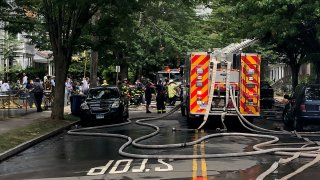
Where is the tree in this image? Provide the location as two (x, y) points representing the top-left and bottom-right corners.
(41, 0), (105, 120)
(11, 0), (104, 120)
(0, 33), (22, 81)
(208, 0), (320, 89)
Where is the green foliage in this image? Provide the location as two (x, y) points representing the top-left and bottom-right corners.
(1, 33), (21, 63)
(208, 0), (320, 88)
(23, 66), (46, 80)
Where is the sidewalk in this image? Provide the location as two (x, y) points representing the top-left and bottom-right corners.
(0, 106), (71, 135)
(0, 102), (151, 135)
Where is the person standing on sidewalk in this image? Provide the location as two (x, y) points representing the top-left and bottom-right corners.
(82, 77), (89, 95)
(22, 73), (28, 89)
(32, 78), (44, 112)
(65, 78), (73, 105)
(26, 79), (35, 108)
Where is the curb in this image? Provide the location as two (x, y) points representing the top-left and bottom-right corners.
(0, 121), (79, 162)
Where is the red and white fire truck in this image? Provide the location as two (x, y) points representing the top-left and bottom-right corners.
(181, 39), (260, 123)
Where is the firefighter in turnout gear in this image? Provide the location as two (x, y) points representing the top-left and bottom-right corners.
(133, 79), (144, 105)
(156, 80), (166, 114)
(119, 78), (130, 106)
(167, 79), (179, 106)
(119, 78), (129, 96)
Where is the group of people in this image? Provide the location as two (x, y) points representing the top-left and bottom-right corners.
(145, 79), (180, 114)
(0, 73), (55, 112)
(119, 78), (180, 114)
(1, 72), (181, 114)
(64, 77), (91, 105)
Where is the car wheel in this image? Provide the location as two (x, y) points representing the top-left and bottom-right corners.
(293, 116), (303, 131)
(282, 105), (293, 127)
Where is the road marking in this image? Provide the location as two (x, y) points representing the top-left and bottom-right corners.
(192, 130), (198, 180)
(88, 159), (173, 175)
(155, 159), (173, 171)
(200, 129), (208, 180)
(87, 160), (114, 175)
(109, 159), (133, 174)
(132, 159), (148, 172)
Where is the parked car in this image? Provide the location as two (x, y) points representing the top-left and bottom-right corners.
(80, 86), (129, 126)
(282, 84), (320, 131)
(260, 81), (275, 109)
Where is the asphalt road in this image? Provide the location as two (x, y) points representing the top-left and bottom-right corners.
(1, 108), (320, 180)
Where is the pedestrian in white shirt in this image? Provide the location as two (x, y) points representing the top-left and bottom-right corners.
(1, 80), (10, 92)
(82, 77), (89, 95)
(65, 78), (73, 105)
(22, 73), (28, 88)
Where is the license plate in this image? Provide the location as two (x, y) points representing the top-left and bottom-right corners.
(96, 114), (104, 119)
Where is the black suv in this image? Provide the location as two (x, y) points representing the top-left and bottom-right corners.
(260, 81), (275, 109)
(80, 86), (129, 126)
(282, 84), (320, 131)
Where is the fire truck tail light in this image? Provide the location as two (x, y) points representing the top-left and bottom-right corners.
(248, 69), (255, 74)
(196, 82), (203, 87)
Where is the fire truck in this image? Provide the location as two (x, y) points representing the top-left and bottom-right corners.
(156, 68), (181, 85)
(181, 39), (260, 124)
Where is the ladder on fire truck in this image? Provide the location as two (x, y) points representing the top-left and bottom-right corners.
(199, 39), (258, 129)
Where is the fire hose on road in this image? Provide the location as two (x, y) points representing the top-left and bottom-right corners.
(68, 97), (320, 179)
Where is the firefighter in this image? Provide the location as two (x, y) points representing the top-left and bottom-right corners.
(44, 78), (52, 91)
(167, 79), (179, 106)
(144, 80), (154, 113)
(156, 80), (166, 114)
(134, 79), (144, 104)
(119, 78), (129, 95)
(119, 78), (130, 106)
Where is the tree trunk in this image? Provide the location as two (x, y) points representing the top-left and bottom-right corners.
(120, 62), (128, 81)
(90, 12), (99, 88)
(51, 52), (68, 120)
(90, 50), (98, 87)
(289, 63), (300, 91)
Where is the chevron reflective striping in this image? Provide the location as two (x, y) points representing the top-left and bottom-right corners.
(243, 61), (257, 114)
(190, 54), (210, 114)
(240, 54), (261, 115)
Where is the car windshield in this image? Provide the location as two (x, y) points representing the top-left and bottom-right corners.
(305, 86), (320, 100)
(87, 88), (119, 100)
